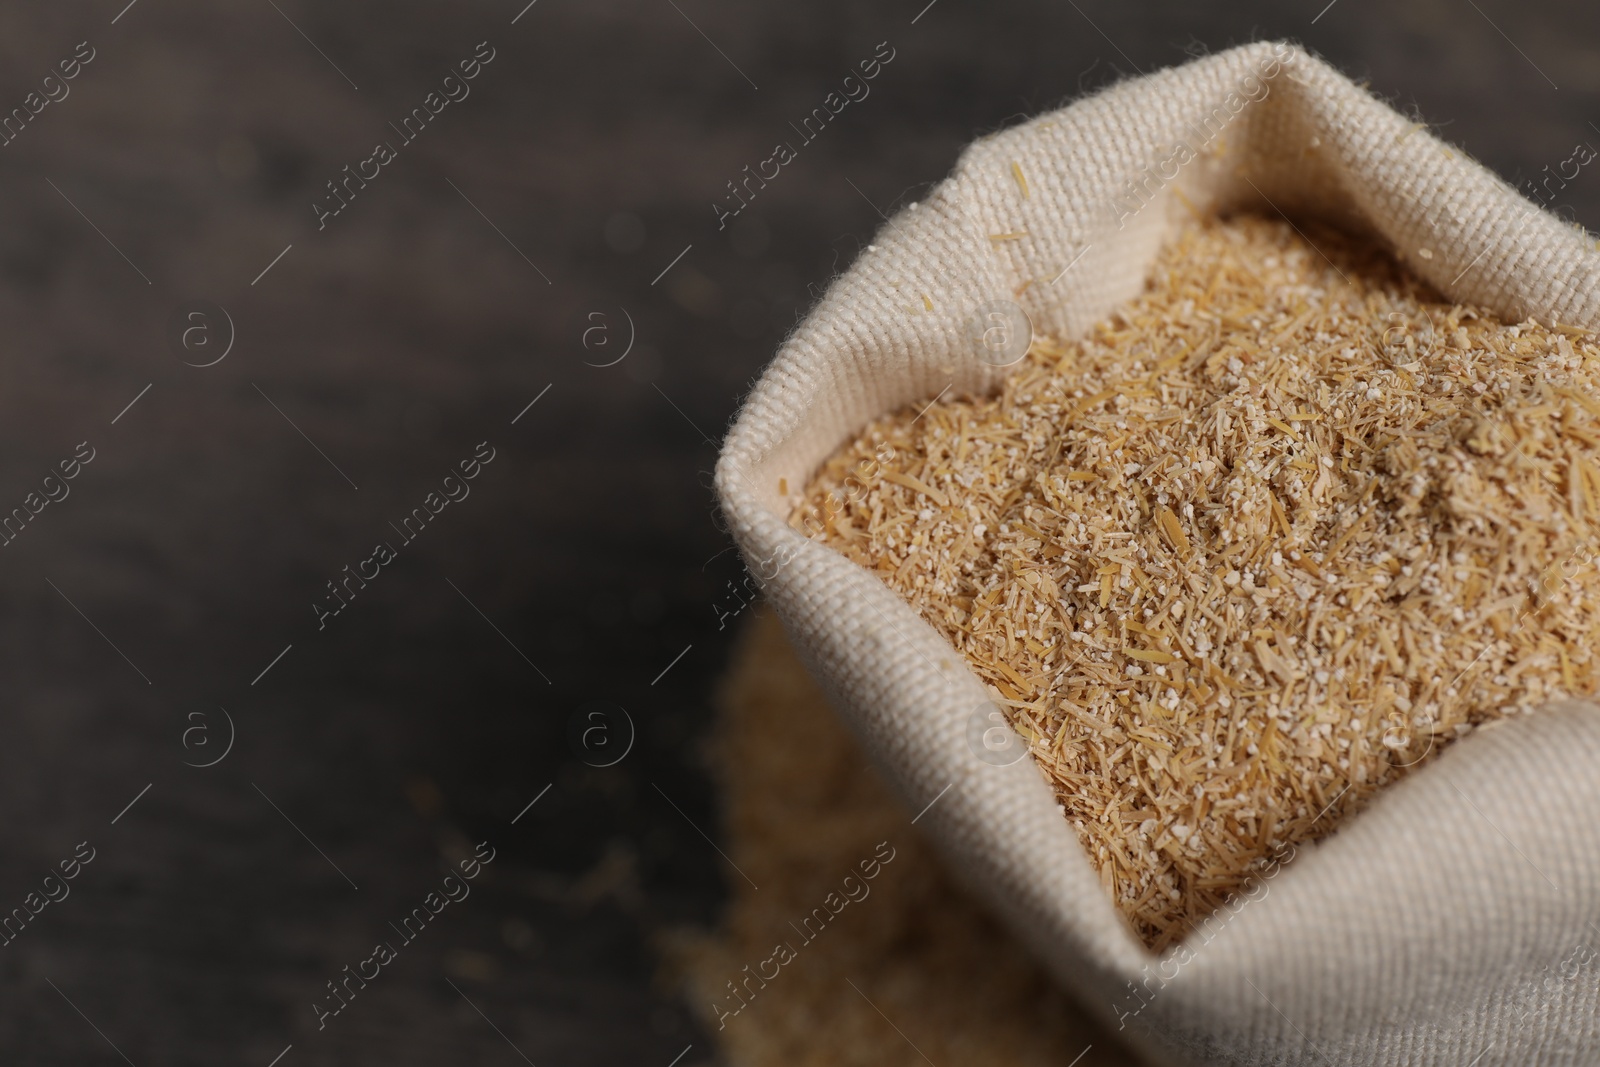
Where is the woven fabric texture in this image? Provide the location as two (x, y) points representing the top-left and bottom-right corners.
(715, 41), (1600, 1066)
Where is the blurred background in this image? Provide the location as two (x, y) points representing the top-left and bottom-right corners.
(0, 0), (1594, 1063)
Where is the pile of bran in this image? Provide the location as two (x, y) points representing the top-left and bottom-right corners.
(670, 606), (1133, 1065)
(794, 213), (1600, 948)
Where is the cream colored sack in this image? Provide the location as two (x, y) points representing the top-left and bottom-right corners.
(715, 41), (1600, 1066)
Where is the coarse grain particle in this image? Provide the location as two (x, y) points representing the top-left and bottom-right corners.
(1012, 160), (1031, 199)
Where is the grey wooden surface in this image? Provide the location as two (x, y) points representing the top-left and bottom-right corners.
(0, 0), (1594, 1063)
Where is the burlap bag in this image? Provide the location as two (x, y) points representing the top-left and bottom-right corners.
(715, 41), (1600, 1065)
